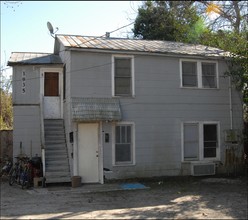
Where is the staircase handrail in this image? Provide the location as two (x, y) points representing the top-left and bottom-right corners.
(40, 95), (46, 176)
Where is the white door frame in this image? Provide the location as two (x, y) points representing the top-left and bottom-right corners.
(76, 122), (103, 184)
(40, 68), (63, 119)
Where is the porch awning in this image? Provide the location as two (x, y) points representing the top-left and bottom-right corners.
(71, 97), (122, 122)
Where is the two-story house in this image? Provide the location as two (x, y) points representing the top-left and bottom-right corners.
(8, 35), (243, 184)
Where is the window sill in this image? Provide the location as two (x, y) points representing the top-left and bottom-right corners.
(180, 86), (219, 90)
(113, 163), (135, 167)
(182, 159), (220, 164)
(112, 95), (135, 99)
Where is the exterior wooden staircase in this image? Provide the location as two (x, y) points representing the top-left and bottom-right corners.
(44, 119), (71, 184)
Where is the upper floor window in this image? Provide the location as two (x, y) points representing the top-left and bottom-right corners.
(181, 60), (218, 89)
(112, 55), (134, 97)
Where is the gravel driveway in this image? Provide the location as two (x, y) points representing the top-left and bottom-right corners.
(1, 176), (247, 219)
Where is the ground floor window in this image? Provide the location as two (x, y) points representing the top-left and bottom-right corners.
(182, 122), (219, 161)
(113, 122), (135, 165)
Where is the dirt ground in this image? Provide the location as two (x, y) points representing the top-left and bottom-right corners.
(0, 175), (247, 219)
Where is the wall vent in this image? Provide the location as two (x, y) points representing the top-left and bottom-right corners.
(191, 163), (215, 176)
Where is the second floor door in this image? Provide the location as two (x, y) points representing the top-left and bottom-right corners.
(43, 71), (62, 119)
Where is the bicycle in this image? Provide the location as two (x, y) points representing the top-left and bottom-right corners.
(20, 158), (33, 189)
(8, 156), (33, 189)
(8, 156), (24, 186)
(0, 157), (12, 177)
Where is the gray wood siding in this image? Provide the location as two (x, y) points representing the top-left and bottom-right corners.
(12, 66), (40, 104)
(60, 49), (74, 173)
(69, 51), (243, 179)
(70, 51), (111, 97)
(13, 106), (41, 158)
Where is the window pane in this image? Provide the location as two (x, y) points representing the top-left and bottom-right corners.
(202, 63), (216, 76)
(204, 148), (216, 158)
(115, 58), (131, 77)
(202, 76), (216, 88)
(202, 63), (216, 88)
(183, 76), (198, 87)
(184, 124), (199, 160)
(114, 57), (132, 96)
(182, 62), (197, 87)
(127, 126), (131, 143)
(204, 124), (217, 158)
(121, 126), (126, 143)
(204, 124), (217, 141)
(116, 126), (121, 143)
(115, 77), (131, 95)
(116, 144), (131, 162)
(45, 72), (59, 96)
(115, 124), (133, 163)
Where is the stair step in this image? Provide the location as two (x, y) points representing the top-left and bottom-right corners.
(46, 152), (67, 157)
(45, 138), (66, 142)
(46, 159), (69, 165)
(45, 134), (65, 138)
(45, 141), (66, 145)
(45, 135), (65, 142)
(44, 125), (64, 128)
(45, 176), (71, 184)
(46, 171), (71, 177)
(45, 145), (67, 150)
(46, 157), (68, 162)
(46, 153), (67, 159)
(44, 119), (71, 184)
(46, 166), (70, 172)
(44, 119), (64, 124)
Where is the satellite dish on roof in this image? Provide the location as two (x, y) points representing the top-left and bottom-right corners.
(47, 21), (59, 38)
(47, 21), (54, 34)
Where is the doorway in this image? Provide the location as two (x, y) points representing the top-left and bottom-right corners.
(78, 123), (100, 183)
(43, 71), (62, 119)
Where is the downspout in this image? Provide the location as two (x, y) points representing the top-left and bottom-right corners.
(229, 76), (233, 129)
(73, 123), (78, 176)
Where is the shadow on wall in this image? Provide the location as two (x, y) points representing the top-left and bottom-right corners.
(0, 130), (13, 163)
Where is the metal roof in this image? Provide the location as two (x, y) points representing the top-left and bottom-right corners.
(71, 97), (122, 122)
(56, 34), (230, 58)
(8, 52), (62, 66)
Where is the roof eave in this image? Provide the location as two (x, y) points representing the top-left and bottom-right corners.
(7, 62), (63, 66)
(65, 47), (230, 60)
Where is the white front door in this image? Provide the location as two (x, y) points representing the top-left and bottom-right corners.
(78, 123), (99, 183)
(43, 72), (61, 119)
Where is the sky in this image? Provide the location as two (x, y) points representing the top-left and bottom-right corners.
(1, 1), (142, 77)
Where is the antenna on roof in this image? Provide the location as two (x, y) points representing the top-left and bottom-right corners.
(47, 21), (58, 38)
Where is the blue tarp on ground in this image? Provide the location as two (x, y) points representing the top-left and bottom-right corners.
(120, 183), (147, 190)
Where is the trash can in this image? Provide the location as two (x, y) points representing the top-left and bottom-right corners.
(71, 176), (81, 188)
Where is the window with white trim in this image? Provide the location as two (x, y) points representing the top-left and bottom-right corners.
(183, 122), (219, 161)
(112, 56), (134, 97)
(181, 60), (218, 89)
(113, 123), (135, 165)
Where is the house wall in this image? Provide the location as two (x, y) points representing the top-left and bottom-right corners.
(59, 48), (74, 173)
(13, 106), (41, 158)
(12, 65), (40, 105)
(11, 66), (41, 159)
(68, 51), (243, 179)
(11, 64), (63, 160)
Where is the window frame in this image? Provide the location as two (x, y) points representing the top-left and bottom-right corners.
(180, 59), (219, 89)
(112, 122), (135, 166)
(112, 55), (135, 97)
(181, 121), (220, 162)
